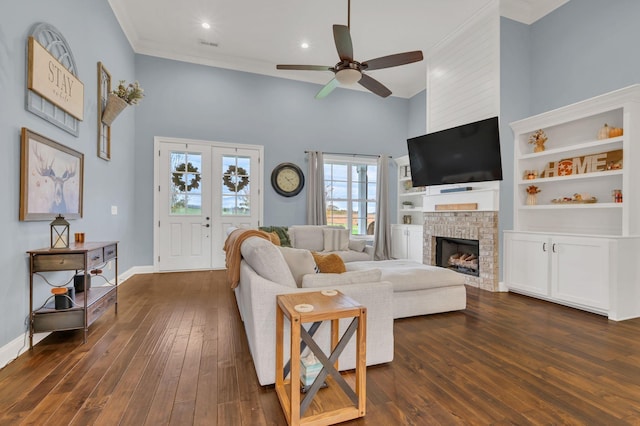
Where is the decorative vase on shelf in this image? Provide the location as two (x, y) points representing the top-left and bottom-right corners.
(526, 194), (538, 206)
(101, 93), (129, 126)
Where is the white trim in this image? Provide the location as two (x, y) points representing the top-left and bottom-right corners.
(500, 0), (569, 25)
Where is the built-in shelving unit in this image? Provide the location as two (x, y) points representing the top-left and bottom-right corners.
(393, 155), (425, 262)
(505, 85), (640, 320)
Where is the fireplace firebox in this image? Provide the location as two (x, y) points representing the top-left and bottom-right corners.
(436, 237), (479, 277)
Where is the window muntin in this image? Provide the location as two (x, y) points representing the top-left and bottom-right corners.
(324, 157), (376, 235)
(170, 151), (202, 215)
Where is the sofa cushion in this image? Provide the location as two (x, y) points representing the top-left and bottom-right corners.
(301, 269), (382, 288)
(311, 252), (346, 273)
(334, 250), (371, 263)
(289, 226), (325, 251)
(346, 260), (465, 291)
(348, 239), (367, 252)
(277, 247), (317, 287)
(241, 237), (297, 288)
(323, 228), (349, 252)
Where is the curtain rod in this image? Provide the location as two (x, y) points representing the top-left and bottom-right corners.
(305, 151), (391, 158)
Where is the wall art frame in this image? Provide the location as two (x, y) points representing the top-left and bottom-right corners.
(20, 128), (84, 221)
(97, 62), (111, 161)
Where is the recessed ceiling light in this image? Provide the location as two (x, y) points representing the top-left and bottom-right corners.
(201, 22), (211, 29)
(301, 42), (309, 49)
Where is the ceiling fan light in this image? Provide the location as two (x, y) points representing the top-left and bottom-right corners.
(335, 68), (362, 85)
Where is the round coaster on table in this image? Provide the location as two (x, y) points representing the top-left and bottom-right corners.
(321, 289), (338, 296)
(294, 304), (314, 313)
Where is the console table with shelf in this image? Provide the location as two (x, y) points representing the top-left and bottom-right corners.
(505, 85), (640, 320)
(27, 241), (119, 348)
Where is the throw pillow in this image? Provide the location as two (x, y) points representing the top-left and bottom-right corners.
(348, 239), (367, 252)
(311, 252), (346, 274)
(289, 226), (325, 251)
(259, 226), (291, 247)
(240, 237), (297, 288)
(278, 247), (317, 287)
(323, 228), (349, 252)
(302, 269), (382, 288)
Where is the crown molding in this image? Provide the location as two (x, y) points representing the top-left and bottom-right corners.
(500, 0), (569, 25)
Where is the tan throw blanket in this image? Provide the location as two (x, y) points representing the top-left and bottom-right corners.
(223, 228), (274, 289)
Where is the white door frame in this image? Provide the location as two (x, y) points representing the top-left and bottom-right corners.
(153, 136), (264, 272)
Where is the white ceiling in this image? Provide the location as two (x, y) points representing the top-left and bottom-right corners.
(108, 0), (568, 99)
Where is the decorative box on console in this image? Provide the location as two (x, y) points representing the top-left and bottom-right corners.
(73, 273), (91, 293)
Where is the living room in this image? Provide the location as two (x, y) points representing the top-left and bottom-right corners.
(2, 0), (640, 423)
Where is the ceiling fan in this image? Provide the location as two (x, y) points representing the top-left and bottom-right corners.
(276, 0), (423, 99)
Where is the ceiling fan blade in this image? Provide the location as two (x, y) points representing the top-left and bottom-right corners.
(277, 64), (333, 71)
(358, 74), (391, 98)
(333, 25), (353, 61)
(315, 78), (340, 99)
(362, 51), (424, 71)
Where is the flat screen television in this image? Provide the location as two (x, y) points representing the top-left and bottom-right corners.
(407, 116), (503, 187)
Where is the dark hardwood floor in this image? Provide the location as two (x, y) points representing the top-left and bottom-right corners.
(1, 270), (640, 425)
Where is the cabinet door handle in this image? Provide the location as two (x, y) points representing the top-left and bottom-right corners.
(542, 243), (547, 252)
(552, 243), (557, 253)
(203, 224), (210, 228)
(91, 255), (101, 261)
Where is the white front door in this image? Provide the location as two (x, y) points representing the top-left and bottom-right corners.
(158, 142), (213, 271)
(155, 139), (263, 271)
(210, 147), (262, 268)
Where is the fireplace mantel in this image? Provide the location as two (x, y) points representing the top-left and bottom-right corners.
(422, 181), (500, 212)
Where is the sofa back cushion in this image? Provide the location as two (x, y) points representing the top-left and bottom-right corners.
(289, 226), (325, 251)
(302, 269), (382, 288)
(277, 247), (317, 287)
(240, 237), (297, 288)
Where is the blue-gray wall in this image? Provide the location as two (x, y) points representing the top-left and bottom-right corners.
(499, 17), (532, 279)
(134, 54), (413, 263)
(1, 0), (136, 350)
(530, 0), (640, 113)
(407, 89), (427, 138)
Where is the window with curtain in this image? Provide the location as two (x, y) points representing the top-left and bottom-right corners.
(324, 156), (377, 235)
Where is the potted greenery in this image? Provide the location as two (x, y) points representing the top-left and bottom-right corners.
(102, 80), (144, 126)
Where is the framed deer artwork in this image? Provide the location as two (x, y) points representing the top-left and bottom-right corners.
(20, 128), (84, 221)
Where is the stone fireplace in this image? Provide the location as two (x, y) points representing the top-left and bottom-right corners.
(423, 211), (499, 291)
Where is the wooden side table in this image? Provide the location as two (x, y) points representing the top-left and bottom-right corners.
(275, 290), (367, 426)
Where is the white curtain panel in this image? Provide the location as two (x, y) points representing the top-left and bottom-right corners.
(373, 155), (391, 260)
(306, 151), (327, 225)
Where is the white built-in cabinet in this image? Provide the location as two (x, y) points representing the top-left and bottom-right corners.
(391, 224), (423, 263)
(505, 85), (640, 320)
(393, 156), (424, 262)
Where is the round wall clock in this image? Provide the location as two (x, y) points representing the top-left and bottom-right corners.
(271, 162), (305, 197)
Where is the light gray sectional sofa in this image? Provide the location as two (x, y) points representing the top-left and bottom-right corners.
(234, 236), (394, 386)
(231, 229), (467, 386)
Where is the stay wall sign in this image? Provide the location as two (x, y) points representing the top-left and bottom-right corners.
(25, 23), (84, 137)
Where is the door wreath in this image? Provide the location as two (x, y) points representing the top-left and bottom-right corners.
(223, 165), (249, 192)
(172, 162), (201, 192)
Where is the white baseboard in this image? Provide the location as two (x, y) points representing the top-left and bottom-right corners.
(0, 332), (48, 370)
(498, 280), (509, 292)
(0, 265), (151, 370)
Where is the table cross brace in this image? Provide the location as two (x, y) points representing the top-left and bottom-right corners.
(282, 321), (322, 379)
(299, 317), (359, 416)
